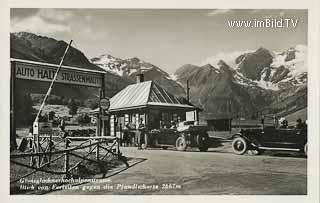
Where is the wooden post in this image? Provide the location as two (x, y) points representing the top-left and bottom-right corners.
(97, 74), (104, 137)
(30, 133), (36, 166)
(64, 139), (70, 178)
(37, 135), (40, 168)
(96, 113), (100, 137)
(96, 141), (100, 161)
(101, 73), (106, 137)
(117, 137), (120, 155)
(10, 61), (17, 151)
(48, 133), (52, 167)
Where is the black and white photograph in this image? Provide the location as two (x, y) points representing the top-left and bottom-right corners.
(2, 0), (319, 201)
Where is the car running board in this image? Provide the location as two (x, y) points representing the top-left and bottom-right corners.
(258, 147), (301, 151)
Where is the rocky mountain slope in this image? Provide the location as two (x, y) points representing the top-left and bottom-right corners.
(11, 31), (307, 121)
(11, 32), (132, 99)
(91, 54), (186, 97)
(174, 45), (307, 119)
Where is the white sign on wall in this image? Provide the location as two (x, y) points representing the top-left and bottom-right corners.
(186, 110), (197, 121)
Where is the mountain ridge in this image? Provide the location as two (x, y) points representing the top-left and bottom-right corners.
(173, 45), (307, 119)
(10, 32), (132, 100)
(11, 31), (307, 120)
(91, 53), (186, 98)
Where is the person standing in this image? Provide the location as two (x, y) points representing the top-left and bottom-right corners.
(170, 120), (177, 129)
(279, 117), (288, 129)
(136, 118), (145, 150)
(58, 117), (67, 138)
(123, 122), (132, 147)
(295, 118), (303, 129)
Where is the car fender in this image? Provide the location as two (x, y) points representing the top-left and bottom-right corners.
(196, 133), (209, 146)
(231, 133), (245, 140)
(231, 133), (258, 148)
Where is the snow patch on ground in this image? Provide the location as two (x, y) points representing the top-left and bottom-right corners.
(233, 45), (307, 90)
(168, 74), (178, 81)
(254, 80), (279, 90)
(271, 44), (307, 84)
(234, 70), (279, 90)
(234, 72), (255, 86)
(91, 54), (127, 76)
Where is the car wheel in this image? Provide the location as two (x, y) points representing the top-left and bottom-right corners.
(232, 137), (248, 155)
(162, 146), (168, 150)
(176, 137), (187, 151)
(197, 135), (209, 152)
(304, 143), (307, 157)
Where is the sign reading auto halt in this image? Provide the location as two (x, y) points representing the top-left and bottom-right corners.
(10, 57), (108, 151)
(14, 60), (102, 87)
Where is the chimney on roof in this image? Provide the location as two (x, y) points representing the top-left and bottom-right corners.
(136, 73), (144, 83)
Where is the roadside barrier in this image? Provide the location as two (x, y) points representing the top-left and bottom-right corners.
(10, 134), (128, 184)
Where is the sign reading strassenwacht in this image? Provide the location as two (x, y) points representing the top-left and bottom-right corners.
(13, 60), (103, 88)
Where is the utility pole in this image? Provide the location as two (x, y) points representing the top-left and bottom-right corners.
(186, 80), (190, 102)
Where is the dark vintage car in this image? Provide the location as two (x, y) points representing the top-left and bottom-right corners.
(148, 121), (210, 152)
(231, 125), (307, 156)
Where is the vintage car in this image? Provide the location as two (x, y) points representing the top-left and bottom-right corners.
(149, 121), (210, 152)
(231, 125), (307, 156)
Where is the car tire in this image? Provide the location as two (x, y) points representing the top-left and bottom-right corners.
(197, 135), (209, 152)
(176, 137), (187, 151)
(162, 146), (168, 150)
(304, 143), (307, 157)
(232, 137), (248, 155)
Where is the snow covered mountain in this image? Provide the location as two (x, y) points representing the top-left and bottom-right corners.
(174, 45), (307, 119)
(11, 31), (306, 120)
(91, 54), (127, 75)
(197, 45), (307, 90)
(91, 54), (168, 77)
(92, 45), (307, 119)
(91, 55), (186, 97)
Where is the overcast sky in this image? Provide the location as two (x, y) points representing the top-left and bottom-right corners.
(11, 9), (307, 74)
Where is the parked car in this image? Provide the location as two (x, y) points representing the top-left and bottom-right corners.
(231, 125), (307, 156)
(149, 121), (210, 152)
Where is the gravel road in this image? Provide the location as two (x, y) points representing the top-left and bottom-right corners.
(50, 142), (307, 195)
